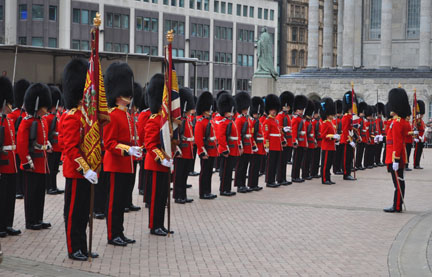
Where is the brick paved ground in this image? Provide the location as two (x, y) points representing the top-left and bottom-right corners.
(1, 149), (432, 276)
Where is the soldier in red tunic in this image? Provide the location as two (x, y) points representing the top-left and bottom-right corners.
(17, 83), (52, 231)
(364, 105), (375, 168)
(195, 91), (218, 199)
(291, 95), (308, 183)
(384, 88), (412, 213)
(0, 76), (21, 237)
(276, 91), (294, 186)
(216, 93), (241, 196)
(61, 58), (99, 260)
(137, 87), (151, 200)
(263, 94), (283, 188)
(104, 62), (142, 246)
(248, 97), (265, 191)
(375, 103), (385, 166)
(319, 98), (339, 185)
(355, 102), (368, 170)
(413, 100), (426, 169)
(302, 100), (316, 180)
(332, 100), (343, 175)
(9, 79), (30, 199)
(310, 101), (322, 179)
(340, 91), (357, 180)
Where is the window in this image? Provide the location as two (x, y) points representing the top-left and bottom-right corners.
(163, 0), (168, 5)
(19, 5), (27, 20)
(81, 40), (89, 50)
(228, 3), (232, 14)
(18, 37), (27, 45)
(407, 0), (420, 39)
(151, 18), (158, 32)
(32, 37), (43, 47)
(49, 6), (57, 21)
(121, 15), (129, 29)
(113, 14), (121, 28)
(0, 6), (3, 21)
(179, 0), (184, 7)
(144, 46), (150, 54)
(299, 28), (304, 42)
(203, 25), (209, 37)
(248, 30), (254, 42)
(106, 13), (113, 27)
(136, 17), (143, 30)
(136, 45), (143, 53)
(237, 54), (242, 65)
(264, 9), (268, 20)
(105, 42), (112, 51)
(249, 6), (254, 18)
(197, 0), (202, 9)
(214, 52), (220, 62)
(204, 0), (209, 10)
(248, 55), (253, 67)
(227, 28), (232, 40)
(144, 17), (150, 31)
(292, 27), (297, 41)
(113, 43), (121, 52)
(237, 4), (241, 16)
(190, 0), (194, 9)
(299, 50), (305, 67)
(270, 9), (274, 20)
(214, 1), (219, 12)
(171, 0), (176, 6)
(73, 9), (80, 23)
(242, 54), (248, 66)
(227, 53), (232, 63)
(32, 5), (43, 20)
(221, 2), (226, 13)
(72, 40), (80, 49)
(370, 0), (381, 39)
(258, 8), (262, 19)
(429, 101), (432, 119)
(48, 38), (57, 48)
(291, 50), (297, 65)
(243, 5), (247, 17)
(178, 49), (184, 57)
(81, 10), (89, 24)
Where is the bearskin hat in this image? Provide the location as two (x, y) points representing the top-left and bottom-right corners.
(358, 102), (368, 115)
(105, 62), (134, 108)
(62, 58), (88, 109)
(0, 76), (13, 106)
(180, 87), (195, 113)
(13, 79), (30, 108)
(48, 85), (62, 109)
(133, 82), (144, 111)
(304, 100), (315, 117)
(376, 102), (385, 115)
(217, 90), (228, 100)
(250, 96), (264, 116)
(388, 88), (411, 118)
(212, 97), (217, 113)
(418, 100), (425, 115)
(280, 91), (294, 109)
(147, 73), (164, 114)
(293, 95), (308, 111)
(234, 91), (251, 112)
(385, 102), (392, 119)
(264, 94), (281, 114)
(319, 97), (335, 120)
(335, 100), (343, 114)
(342, 91), (357, 114)
(313, 100), (321, 115)
(196, 91), (213, 116)
(364, 105), (373, 117)
(142, 85), (149, 110)
(371, 105), (377, 117)
(217, 93), (235, 115)
(24, 83), (52, 115)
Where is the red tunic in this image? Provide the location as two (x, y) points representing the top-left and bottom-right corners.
(195, 115), (218, 157)
(235, 114), (254, 154)
(291, 115), (307, 147)
(391, 117), (411, 165)
(137, 109), (151, 148)
(320, 119), (336, 151)
(178, 116), (194, 159)
(340, 113), (353, 144)
(251, 117), (265, 155)
(405, 122), (413, 144)
(0, 117), (17, 173)
(7, 108), (27, 130)
(306, 119), (316, 149)
(17, 116), (49, 174)
(103, 107), (135, 173)
(313, 118), (322, 148)
(216, 117), (241, 156)
(144, 113), (169, 173)
(263, 115), (283, 151)
(385, 118), (394, 165)
(276, 112), (293, 147)
(359, 117), (368, 143)
(44, 113), (62, 152)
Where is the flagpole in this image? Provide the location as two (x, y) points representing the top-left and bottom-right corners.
(166, 30), (174, 236)
(351, 81), (356, 179)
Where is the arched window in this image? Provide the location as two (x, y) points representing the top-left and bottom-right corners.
(299, 50), (305, 67)
(291, 50), (297, 66)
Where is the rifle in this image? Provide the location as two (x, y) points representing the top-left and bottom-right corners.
(14, 104), (25, 132)
(128, 98), (139, 147)
(48, 100), (59, 145)
(0, 100), (8, 165)
(29, 97), (40, 157)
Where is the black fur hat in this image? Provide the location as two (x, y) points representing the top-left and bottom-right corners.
(147, 73), (164, 114)
(234, 92), (251, 112)
(418, 100), (425, 115)
(217, 90), (228, 100)
(304, 100), (315, 117)
(293, 95), (308, 111)
(280, 91), (294, 108)
(313, 100), (321, 115)
(371, 105), (377, 117)
(48, 85), (63, 109)
(24, 83), (52, 115)
(385, 102), (392, 119)
(358, 102), (368, 114)
(388, 88), (411, 118)
(142, 85), (149, 110)
(62, 58), (88, 109)
(342, 91), (357, 114)
(250, 96), (264, 116)
(335, 100), (343, 114)
(319, 97), (335, 120)
(212, 97), (217, 113)
(0, 76), (13, 106)
(217, 93), (235, 115)
(364, 105), (373, 117)
(13, 79), (30, 108)
(264, 94), (281, 114)
(376, 102), (385, 115)
(105, 62), (134, 108)
(133, 82), (144, 111)
(196, 91), (213, 116)
(180, 87), (195, 113)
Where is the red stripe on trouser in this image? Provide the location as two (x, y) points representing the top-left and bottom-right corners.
(414, 143), (418, 166)
(343, 144), (347, 175)
(67, 179), (77, 254)
(107, 173), (115, 240)
(221, 158), (227, 192)
(199, 159), (203, 196)
(265, 153), (270, 183)
(149, 171), (157, 229)
(395, 171), (401, 209)
(323, 151), (328, 182)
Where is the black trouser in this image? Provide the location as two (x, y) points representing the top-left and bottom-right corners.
(375, 142), (383, 165)
(405, 143), (412, 167)
(286, 146), (293, 163)
(23, 172), (46, 226)
(15, 154), (24, 195)
(302, 148), (313, 179)
(414, 141), (424, 167)
(46, 151), (61, 191)
(248, 154), (264, 188)
(219, 155), (237, 192)
(0, 174), (17, 231)
(355, 142), (366, 168)
(173, 157), (192, 199)
(260, 154), (266, 174)
(235, 153), (251, 188)
(214, 157), (221, 170)
(333, 144), (343, 173)
(389, 166), (405, 211)
(321, 150), (334, 183)
(94, 167), (108, 214)
(199, 156), (215, 197)
(277, 147), (289, 183)
(291, 147), (305, 179)
(311, 147), (321, 176)
(342, 144), (354, 177)
(125, 161), (138, 207)
(138, 158), (146, 192)
(189, 145), (197, 173)
(265, 150), (280, 184)
(364, 144), (374, 167)
(105, 172), (134, 240)
(64, 178), (90, 255)
(147, 170), (169, 230)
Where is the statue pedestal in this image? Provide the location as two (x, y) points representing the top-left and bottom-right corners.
(251, 74), (276, 97)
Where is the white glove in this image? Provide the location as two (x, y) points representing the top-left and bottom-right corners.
(379, 135), (384, 142)
(374, 137), (379, 143)
(84, 169), (98, 184)
(413, 130), (419, 135)
(350, 141), (356, 148)
(128, 146), (143, 158)
(414, 138), (419, 143)
(392, 162), (399, 171)
(253, 147), (258, 153)
(283, 126), (291, 132)
(265, 148), (269, 153)
(333, 134), (340, 140)
(300, 131), (306, 136)
(161, 158), (173, 168)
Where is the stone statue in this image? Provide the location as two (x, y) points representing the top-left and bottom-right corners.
(255, 27), (278, 79)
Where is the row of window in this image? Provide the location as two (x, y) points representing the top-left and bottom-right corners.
(190, 77), (209, 90)
(290, 5), (306, 19)
(136, 16), (158, 32)
(0, 5), (3, 21)
(291, 27), (306, 43)
(214, 52), (232, 63)
(18, 37), (57, 48)
(236, 79), (250, 91)
(214, 26), (233, 40)
(214, 1), (232, 14)
(136, 45), (158, 55)
(105, 42), (129, 53)
(72, 40), (90, 50)
(18, 4), (57, 21)
(190, 50), (210, 61)
(237, 54), (254, 67)
(106, 13), (129, 29)
(73, 9), (98, 25)
(291, 50), (305, 67)
(191, 23), (210, 38)
(238, 29), (254, 43)
(164, 19), (186, 35)
(214, 78), (232, 91)
(236, 4), (274, 21)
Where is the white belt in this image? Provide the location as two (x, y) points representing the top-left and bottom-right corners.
(229, 136), (238, 140)
(269, 134), (281, 137)
(256, 137), (264, 141)
(35, 145), (49, 151)
(245, 134), (252, 138)
(182, 137), (194, 142)
(2, 145), (16, 151)
(209, 136), (216, 141)
(53, 132), (59, 136)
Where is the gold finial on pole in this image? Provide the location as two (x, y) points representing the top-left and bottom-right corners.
(93, 13), (101, 27)
(398, 83), (402, 88)
(351, 81), (354, 88)
(414, 87), (417, 93)
(166, 30), (174, 43)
